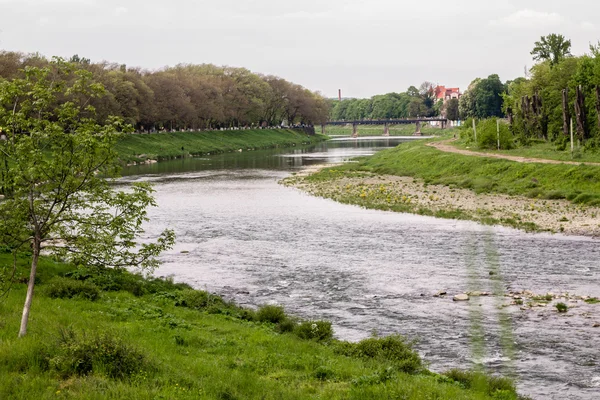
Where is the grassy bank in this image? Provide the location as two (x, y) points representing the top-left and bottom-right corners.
(308, 139), (600, 206)
(452, 138), (600, 164)
(324, 124), (442, 137)
(115, 129), (326, 163)
(0, 253), (526, 399)
(282, 138), (600, 235)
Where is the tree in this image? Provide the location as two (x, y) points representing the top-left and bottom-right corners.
(445, 98), (459, 120)
(0, 58), (175, 337)
(531, 34), (572, 67)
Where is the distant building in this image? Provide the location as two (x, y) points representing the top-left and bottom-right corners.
(435, 86), (461, 102)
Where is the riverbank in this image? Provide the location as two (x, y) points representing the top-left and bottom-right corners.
(116, 129), (327, 164)
(282, 139), (600, 237)
(0, 253), (523, 400)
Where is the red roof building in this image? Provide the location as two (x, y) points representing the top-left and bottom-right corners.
(435, 86), (461, 102)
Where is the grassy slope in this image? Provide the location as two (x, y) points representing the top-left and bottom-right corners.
(0, 254), (521, 400)
(115, 129), (326, 162)
(307, 139), (600, 206)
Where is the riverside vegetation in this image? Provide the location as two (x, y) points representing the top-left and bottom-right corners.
(0, 251), (529, 400)
(283, 132), (600, 236)
(116, 129), (327, 163)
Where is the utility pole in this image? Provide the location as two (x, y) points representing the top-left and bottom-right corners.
(496, 119), (500, 150)
(570, 118), (574, 159)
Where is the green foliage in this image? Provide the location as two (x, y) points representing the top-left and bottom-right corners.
(45, 277), (100, 301)
(585, 297), (600, 304)
(293, 320), (333, 342)
(0, 59), (175, 336)
(555, 302), (568, 313)
(444, 369), (517, 396)
(475, 119), (514, 150)
(531, 33), (572, 66)
(335, 335), (423, 374)
(256, 304), (287, 324)
(50, 328), (148, 379)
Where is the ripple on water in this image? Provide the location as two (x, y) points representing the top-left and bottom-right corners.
(135, 168), (599, 400)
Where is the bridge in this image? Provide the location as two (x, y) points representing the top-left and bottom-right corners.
(321, 118), (449, 137)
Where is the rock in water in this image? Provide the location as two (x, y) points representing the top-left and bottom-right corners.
(453, 294), (470, 302)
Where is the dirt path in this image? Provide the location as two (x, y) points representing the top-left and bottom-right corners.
(427, 139), (600, 166)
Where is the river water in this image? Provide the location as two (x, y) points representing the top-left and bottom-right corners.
(122, 137), (600, 400)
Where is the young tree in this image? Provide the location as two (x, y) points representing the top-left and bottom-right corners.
(531, 33), (572, 67)
(0, 58), (175, 337)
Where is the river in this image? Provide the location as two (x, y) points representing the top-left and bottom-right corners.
(122, 137), (600, 400)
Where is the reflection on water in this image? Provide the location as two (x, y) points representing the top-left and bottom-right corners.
(122, 136), (417, 176)
(123, 137), (600, 400)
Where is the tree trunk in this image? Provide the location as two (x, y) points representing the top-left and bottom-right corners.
(19, 237), (40, 337)
(574, 86), (587, 141)
(562, 88), (570, 136)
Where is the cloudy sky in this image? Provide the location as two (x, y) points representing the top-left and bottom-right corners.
(1, 0), (598, 98)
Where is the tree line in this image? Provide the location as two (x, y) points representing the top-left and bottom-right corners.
(503, 35), (600, 148)
(0, 52), (330, 132)
(330, 33), (600, 150)
(329, 82), (448, 121)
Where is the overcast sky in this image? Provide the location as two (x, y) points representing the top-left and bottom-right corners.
(1, 0), (599, 98)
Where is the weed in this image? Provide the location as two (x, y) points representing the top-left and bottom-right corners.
(45, 277), (100, 301)
(555, 302), (568, 313)
(256, 305), (286, 324)
(50, 328), (148, 379)
(335, 335), (422, 373)
(293, 320), (333, 342)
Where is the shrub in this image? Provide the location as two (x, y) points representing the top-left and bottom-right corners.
(443, 369), (516, 396)
(50, 328), (148, 379)
(175, 289), (223, 310)
(256, 305), (286, 324)
(45, 277), (100, 301)
(313, 365), (336, 381)
(475, 119), (514, 150)
(66, 266), (192, 296)
(276, 318), (297, 333)
(293, 320), (333, 342)
(555, 302), (568, 313)
(335, 335), (422, 374)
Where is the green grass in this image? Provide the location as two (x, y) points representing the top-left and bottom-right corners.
(324, 124), (442, 137)
(453, 137), (600, 164)
(307, 139), (600, 206)
(0, 252), (526, 399)
(115, 129), (327, 163)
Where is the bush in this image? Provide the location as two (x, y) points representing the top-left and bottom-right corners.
(66, 266), (192, 296)
(475, 119), (514, 150)
(335, 335), (422, 374)
(45, 277), (100, 301)
(444, 369), (516, 396)
(50, 328), (148, 379)
(175, 289), (223, 310)
(256, 305), (286, 324)
(293, 320), (333, 342)
(555, 302), (568, 313)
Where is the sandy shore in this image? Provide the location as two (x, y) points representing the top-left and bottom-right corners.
(284, 166), (600, 238)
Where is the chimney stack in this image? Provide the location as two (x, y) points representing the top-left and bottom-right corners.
(338, 89), (342, 101)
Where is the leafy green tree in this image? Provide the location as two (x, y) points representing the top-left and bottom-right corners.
(0, 58), (175, 337)
(445, 98), (459, 120)
(531, 33), (572, 67)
